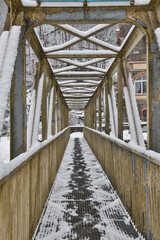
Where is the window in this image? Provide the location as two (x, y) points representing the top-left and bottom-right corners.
(143, 109), (147, 121)
(134, 75), (147, 95)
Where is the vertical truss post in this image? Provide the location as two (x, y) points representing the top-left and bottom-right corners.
(66, 106), (69, 128)
(60, 94), (62, 131)
(67, 107), (69, 127)
(98, 87), (102, 132)
(148, 37), (160, 152)
(29, 61), (42, 148)
(91, 98), (94, 129)
(59, 95), (61, 131)
(57, 89), (60, 133)
(109, 78), (117, 136)
(105, 81), (110, 134)
(89, 101), (92, 128)
(84, 108), (86, 127)
(61, 98), (63, 131)
(42, 58), (48, 141)
(117, 58), (123, 139)
(94, 94), (97, 130)
(10, 18), (28, 159)
(119, 58), (138, 145)
(52, 86), (56, 135)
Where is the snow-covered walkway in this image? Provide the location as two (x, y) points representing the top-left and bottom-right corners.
(32, 132), (144, 240)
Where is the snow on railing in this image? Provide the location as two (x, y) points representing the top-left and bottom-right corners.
(84, 126), (160, 165)
(0, 126), (70, 181)
(0, 26), (21, 136)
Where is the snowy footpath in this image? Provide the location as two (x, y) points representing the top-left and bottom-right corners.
(32, 132), (144, 240)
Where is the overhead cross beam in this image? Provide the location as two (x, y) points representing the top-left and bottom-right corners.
(85, 25), (145, 108)
(27, 18), (145, 111)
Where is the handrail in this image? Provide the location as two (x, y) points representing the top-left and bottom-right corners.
(0, 127), (70, 185)
(84, 126), (160, 167)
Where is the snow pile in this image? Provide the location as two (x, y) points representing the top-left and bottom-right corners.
(155, 28), (160, 50)
(0, 26), (21, 136)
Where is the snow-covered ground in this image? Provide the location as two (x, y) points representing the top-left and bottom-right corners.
(123, 130), (147, 142)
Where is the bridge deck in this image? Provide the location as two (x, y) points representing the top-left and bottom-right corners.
(32, 132), (144, 240)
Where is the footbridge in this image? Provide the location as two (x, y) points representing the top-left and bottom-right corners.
(0, 0), (160, 239)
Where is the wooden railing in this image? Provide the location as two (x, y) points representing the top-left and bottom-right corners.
(0, 127), (70, 240)
(84, 126), (160, 240)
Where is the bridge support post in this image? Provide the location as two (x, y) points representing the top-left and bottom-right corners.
(91, 98), (94, 129)
(57, 90), (60, 133)
(10, 18), (29, 159)
(105, 82), (110, 134)
(60, 95), (64, 131)
(93, 95), (97, 130)
(148, 39), (160, 152)
(42, 59), (48, 141)
(98, 87), (102, 131)
(52, 87), (56, 135)
(117, 58), (123, 140)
